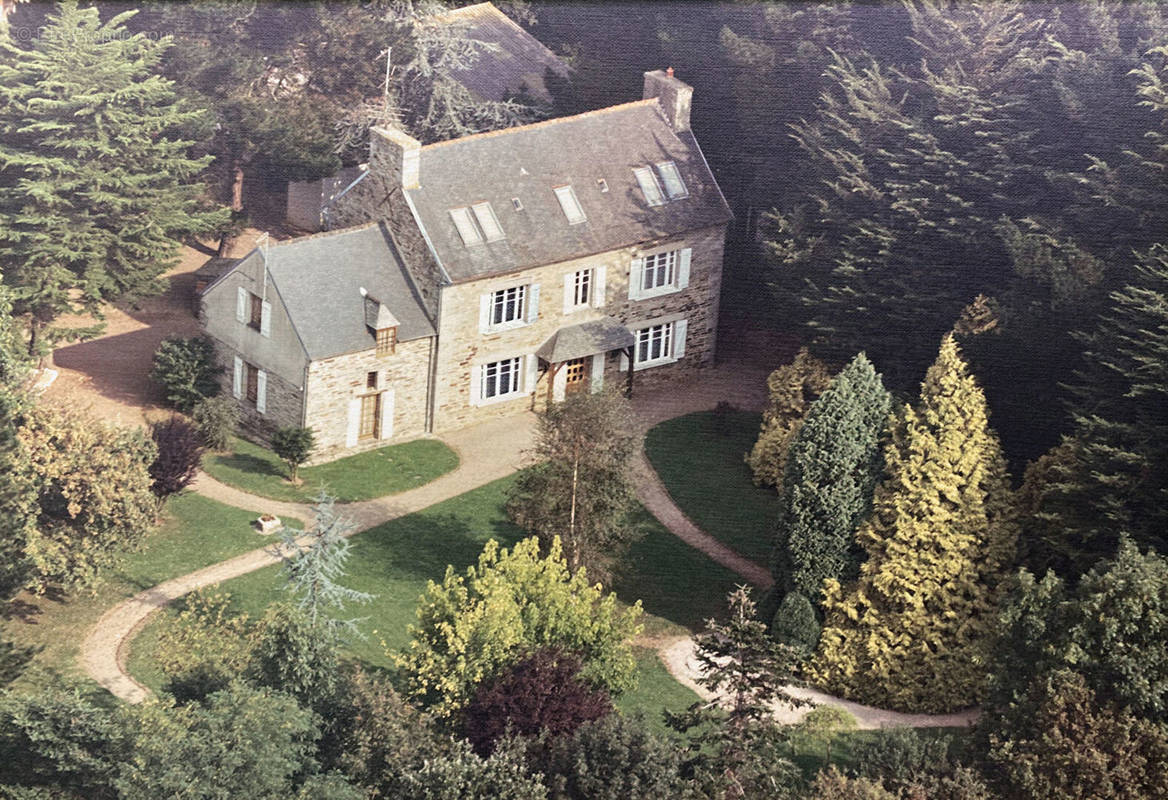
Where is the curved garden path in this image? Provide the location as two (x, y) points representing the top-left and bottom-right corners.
(80, 361), (976, 729)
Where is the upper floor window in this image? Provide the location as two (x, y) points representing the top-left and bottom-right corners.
(628, 247), (692, 301)
(633, 167), (664, 207)
(656, 161), (688, 200)
(633, 161), (688, 206)
(236, 287), (270, 337)
(554, 185), (587, 225)
(480, 283), (540, 333)
(249, 293), (263, 330)
(571, 269), (591, 308)
(492, 285), (526, 327)
(376, 326), (396, 355)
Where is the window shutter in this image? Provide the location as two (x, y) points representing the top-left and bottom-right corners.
(379, 389), (395, 439)
(236, 287), (247, 323)
(593, 266), (607, 308)
(232, 356), (243, 398)
(469, 364), (483, 407)
(345, 399), (360, 446)
(526, 283), (540, 324)
(628, 258), (643, 300)
(562, 273), (575, 313)
(673, 319), (688, 360)
(524, 354), (538, 393)
(478, 294), (491, 333)
(678, 248), (692, 289)
(260, 300), (272, 337)
(590, 353), (605, 392)
(256, 370), (267, 414)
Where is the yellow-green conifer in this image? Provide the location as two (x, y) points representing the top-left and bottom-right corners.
(810, 335), (1017, 712)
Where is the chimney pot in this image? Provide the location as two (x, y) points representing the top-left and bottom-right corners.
(666, 66), (674, 77)
(369, 126), (422, 190)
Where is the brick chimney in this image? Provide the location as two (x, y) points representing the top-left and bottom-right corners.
(642, 68), (692, 133)
(369, 126), (421, 190)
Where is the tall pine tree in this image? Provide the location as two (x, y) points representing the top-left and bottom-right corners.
(0, 2), (223, 354)
(772, 352), (891, 600)
(811, 335), (1018, 713)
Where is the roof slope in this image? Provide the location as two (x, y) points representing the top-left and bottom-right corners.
(261, 223), (435, 360)
(405, 100), (732, 283)
(434, 2), (568, 103)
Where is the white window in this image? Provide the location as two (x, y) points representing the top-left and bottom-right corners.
(629, 247), (691, 300)
(481, 356), (523, 400)
(633, 167), (665, 206)
(471, 202), (505, 242)
(571, 269), (591, 308)
(631, 319), (688, 370)
(491, 285), (526, 326)
(554, 185), (587, 224)
(643, 251), (677, 292)
(656, 161), (688, 200)
(450, 206), (482, 245)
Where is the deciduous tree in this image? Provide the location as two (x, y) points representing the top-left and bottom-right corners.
(812, 336), (1018, 712)
(149, 415), (205, 509)
(272, 426), (316, 484)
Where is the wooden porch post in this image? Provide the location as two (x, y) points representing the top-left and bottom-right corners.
(624, 346), (635, 398)
(546, 361), (562, 406)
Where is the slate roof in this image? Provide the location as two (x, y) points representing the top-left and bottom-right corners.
(234, 223), (434, 361)
(432, 2), (568, 103)
(404, 100), (732, 284)
(535, 317), (635, 363)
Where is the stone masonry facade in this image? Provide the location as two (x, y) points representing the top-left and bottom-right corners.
(302, 335), (436, 464)
(428, 222), (726, 433)
(212, 348), (305, 444)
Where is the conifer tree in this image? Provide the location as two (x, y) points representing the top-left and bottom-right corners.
(0, 2), (223, 354)
(746, 347), (833, 490)
(811, 335), (1018, 713)
(1025, 245), (1168, 573)
(773, 352), (890, 597)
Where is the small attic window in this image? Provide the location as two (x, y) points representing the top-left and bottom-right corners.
(656, 161), (688, 200)
(450, 206), (483, 246)
(471, 202), (505, 242)
(554, 185), (586, 225)
(376, 327), (397, 355)
(512, 197), (524, 211)
(597, 178), (609, 193)
(633, 167), (665, 207)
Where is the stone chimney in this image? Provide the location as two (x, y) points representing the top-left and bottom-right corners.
(369, 126), (421, 190)
(642, 68), (692, 133)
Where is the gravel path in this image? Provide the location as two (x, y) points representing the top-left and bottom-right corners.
(659, 637), (981, 730)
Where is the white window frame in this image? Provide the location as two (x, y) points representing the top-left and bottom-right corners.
(655, 161), (688, 200)
(629, 247), (691, 300)
(563, 268), (592, 313)
(554, 185), (587, 225)
(450, 206), (483, 246)
(478, 356), (524, 404)
(471, 202), (505, 242)
(633, 166), (665, 206)
(631, 318), (688, 371)
(642, 250), (677, 294)
(491, 285), (526, 328)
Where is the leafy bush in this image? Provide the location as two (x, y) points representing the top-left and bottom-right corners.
(791, 706), (857, 762)
(771, 591), (820, 655)
(462, 648), (612, 756)
(271, 426), (316, 482)
(156, 590), (258, 702)
(149, 415), (204, 507)
(150, 336), (221, 412)
(191, 394), (238, 451)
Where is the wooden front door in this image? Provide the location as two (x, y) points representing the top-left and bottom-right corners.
(359, 393), (381, 440)
(564, 357), (590, 396)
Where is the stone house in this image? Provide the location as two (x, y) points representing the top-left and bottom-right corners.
(204, 69), (731, 462)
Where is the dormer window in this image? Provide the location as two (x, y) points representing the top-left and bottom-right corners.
(597, 178), (609, 193)
(450, 201), (505, 245)
(376, 326), (396, 355)
(656, 161), (688, 199)
(554, 185), (586, 225)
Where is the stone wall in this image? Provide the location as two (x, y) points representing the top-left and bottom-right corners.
(211, 344), (305, 444)
(429, 223), (727, 432)
(302, 335), (436, 463)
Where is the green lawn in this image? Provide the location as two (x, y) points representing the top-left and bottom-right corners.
(4, 492), (266, 691)
(203, 435), (459, 504)
(645, 410), (780, 565)
(128, 474), (732, 723)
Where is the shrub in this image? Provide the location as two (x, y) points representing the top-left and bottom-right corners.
(791, 706), (857, 763)
(149, 415), (204, 507)
(155, 590), (258, 702)
(746, 348), (833, 490)
(462, 648), (613, 756)
(271, 426), (316, 482)
(150, 336), (220, 412)
(191, 394), (238, 451)
(771, 591), (820, 655)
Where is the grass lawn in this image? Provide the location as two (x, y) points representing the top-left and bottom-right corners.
(3, 492), (267, 692)
(128, 474), (734, 722)
(645, 410), (780, 565)
(203, 435), (459, 504)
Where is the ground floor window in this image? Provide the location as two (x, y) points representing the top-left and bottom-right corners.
(245, 363), (259, 405)
(481, 356), (523, 401)
(635, 322), (674, 366)
(359, 392), (380, 440)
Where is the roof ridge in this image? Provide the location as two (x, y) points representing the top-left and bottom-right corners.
(269, 221), (380, 249)
(422, 99), (661, 151)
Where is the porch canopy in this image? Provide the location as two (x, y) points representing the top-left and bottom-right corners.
(535, 317), (637, 398)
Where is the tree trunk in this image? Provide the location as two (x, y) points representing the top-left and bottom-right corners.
(26, 318), (38, 358)
(217, 161), (246, 258)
